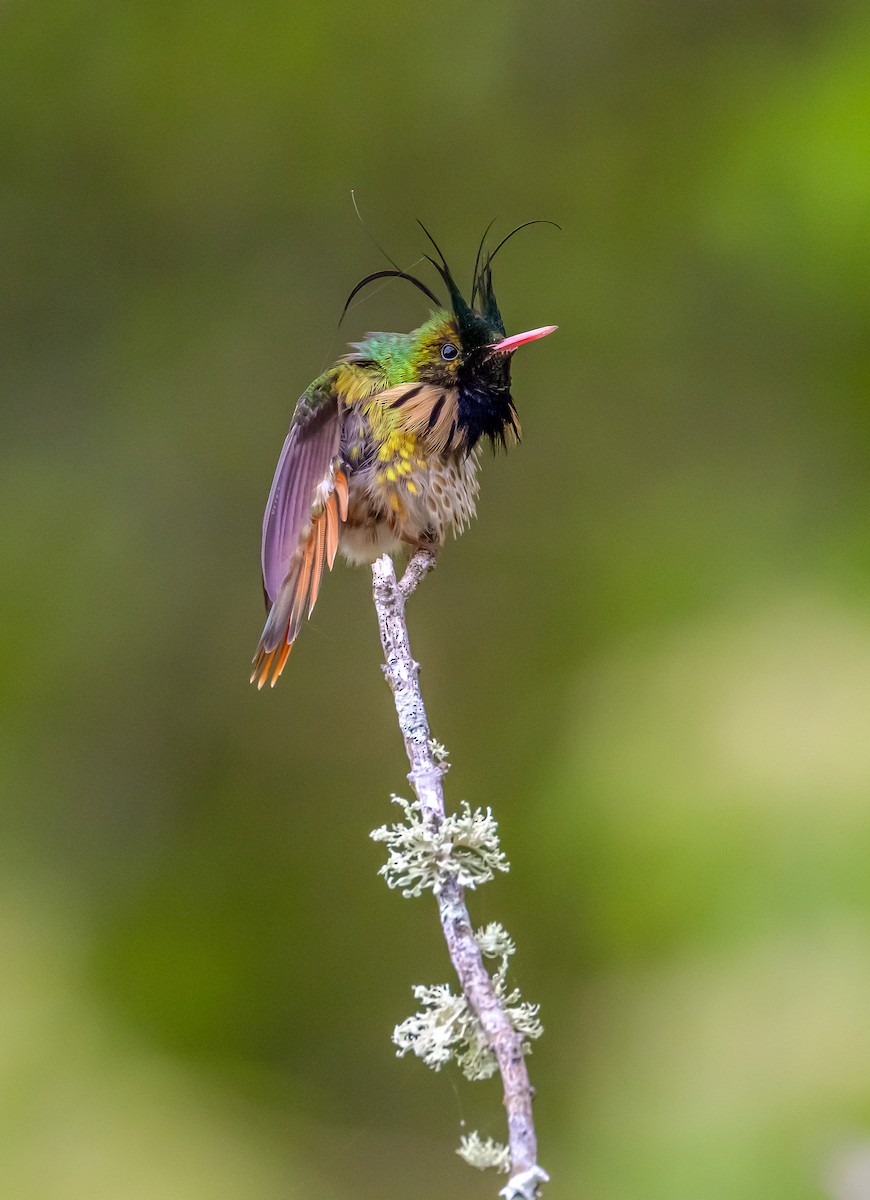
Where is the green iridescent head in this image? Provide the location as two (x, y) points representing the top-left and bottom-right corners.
(342, 222), (558, 450)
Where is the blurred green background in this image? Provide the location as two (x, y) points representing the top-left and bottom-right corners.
(3, 1), (870, 1196)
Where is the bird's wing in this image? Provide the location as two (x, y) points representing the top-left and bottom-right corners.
(252, 379), (347, 688)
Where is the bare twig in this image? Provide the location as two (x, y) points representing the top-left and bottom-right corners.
(371, 551), (548, 1200)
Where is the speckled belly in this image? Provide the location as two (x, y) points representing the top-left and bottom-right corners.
(338, 421), (480, 566)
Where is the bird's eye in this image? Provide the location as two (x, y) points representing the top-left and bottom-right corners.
(440, 343), (459, 361)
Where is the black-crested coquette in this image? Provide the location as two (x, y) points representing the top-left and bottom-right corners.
(252, 223), (557, 687)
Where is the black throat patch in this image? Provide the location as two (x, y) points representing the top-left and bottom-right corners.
(457, 375), (520, 452)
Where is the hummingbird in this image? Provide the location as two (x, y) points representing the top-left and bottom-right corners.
(251, 223), (557, 688)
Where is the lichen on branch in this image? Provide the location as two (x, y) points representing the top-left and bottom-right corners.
(370, 551), (549, 1199)
(371, 795), (509, 897)
(458, 1132), (511, 1174)
(391, 919), (543, 1081)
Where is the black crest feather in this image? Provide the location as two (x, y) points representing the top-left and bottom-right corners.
(472, 219), (560, 332)
(340, 269), (442, 325)
(416, 220), (472, 322)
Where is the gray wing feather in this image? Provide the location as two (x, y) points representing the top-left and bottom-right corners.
(261, 395), (341, 605)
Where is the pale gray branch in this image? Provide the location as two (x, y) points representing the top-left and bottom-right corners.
(371, 551), (548, 1200)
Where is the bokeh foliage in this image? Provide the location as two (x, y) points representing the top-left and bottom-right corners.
(2, 1), (870, 1196)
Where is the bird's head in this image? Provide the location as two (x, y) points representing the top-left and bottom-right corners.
(343, 222), (557, 452)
